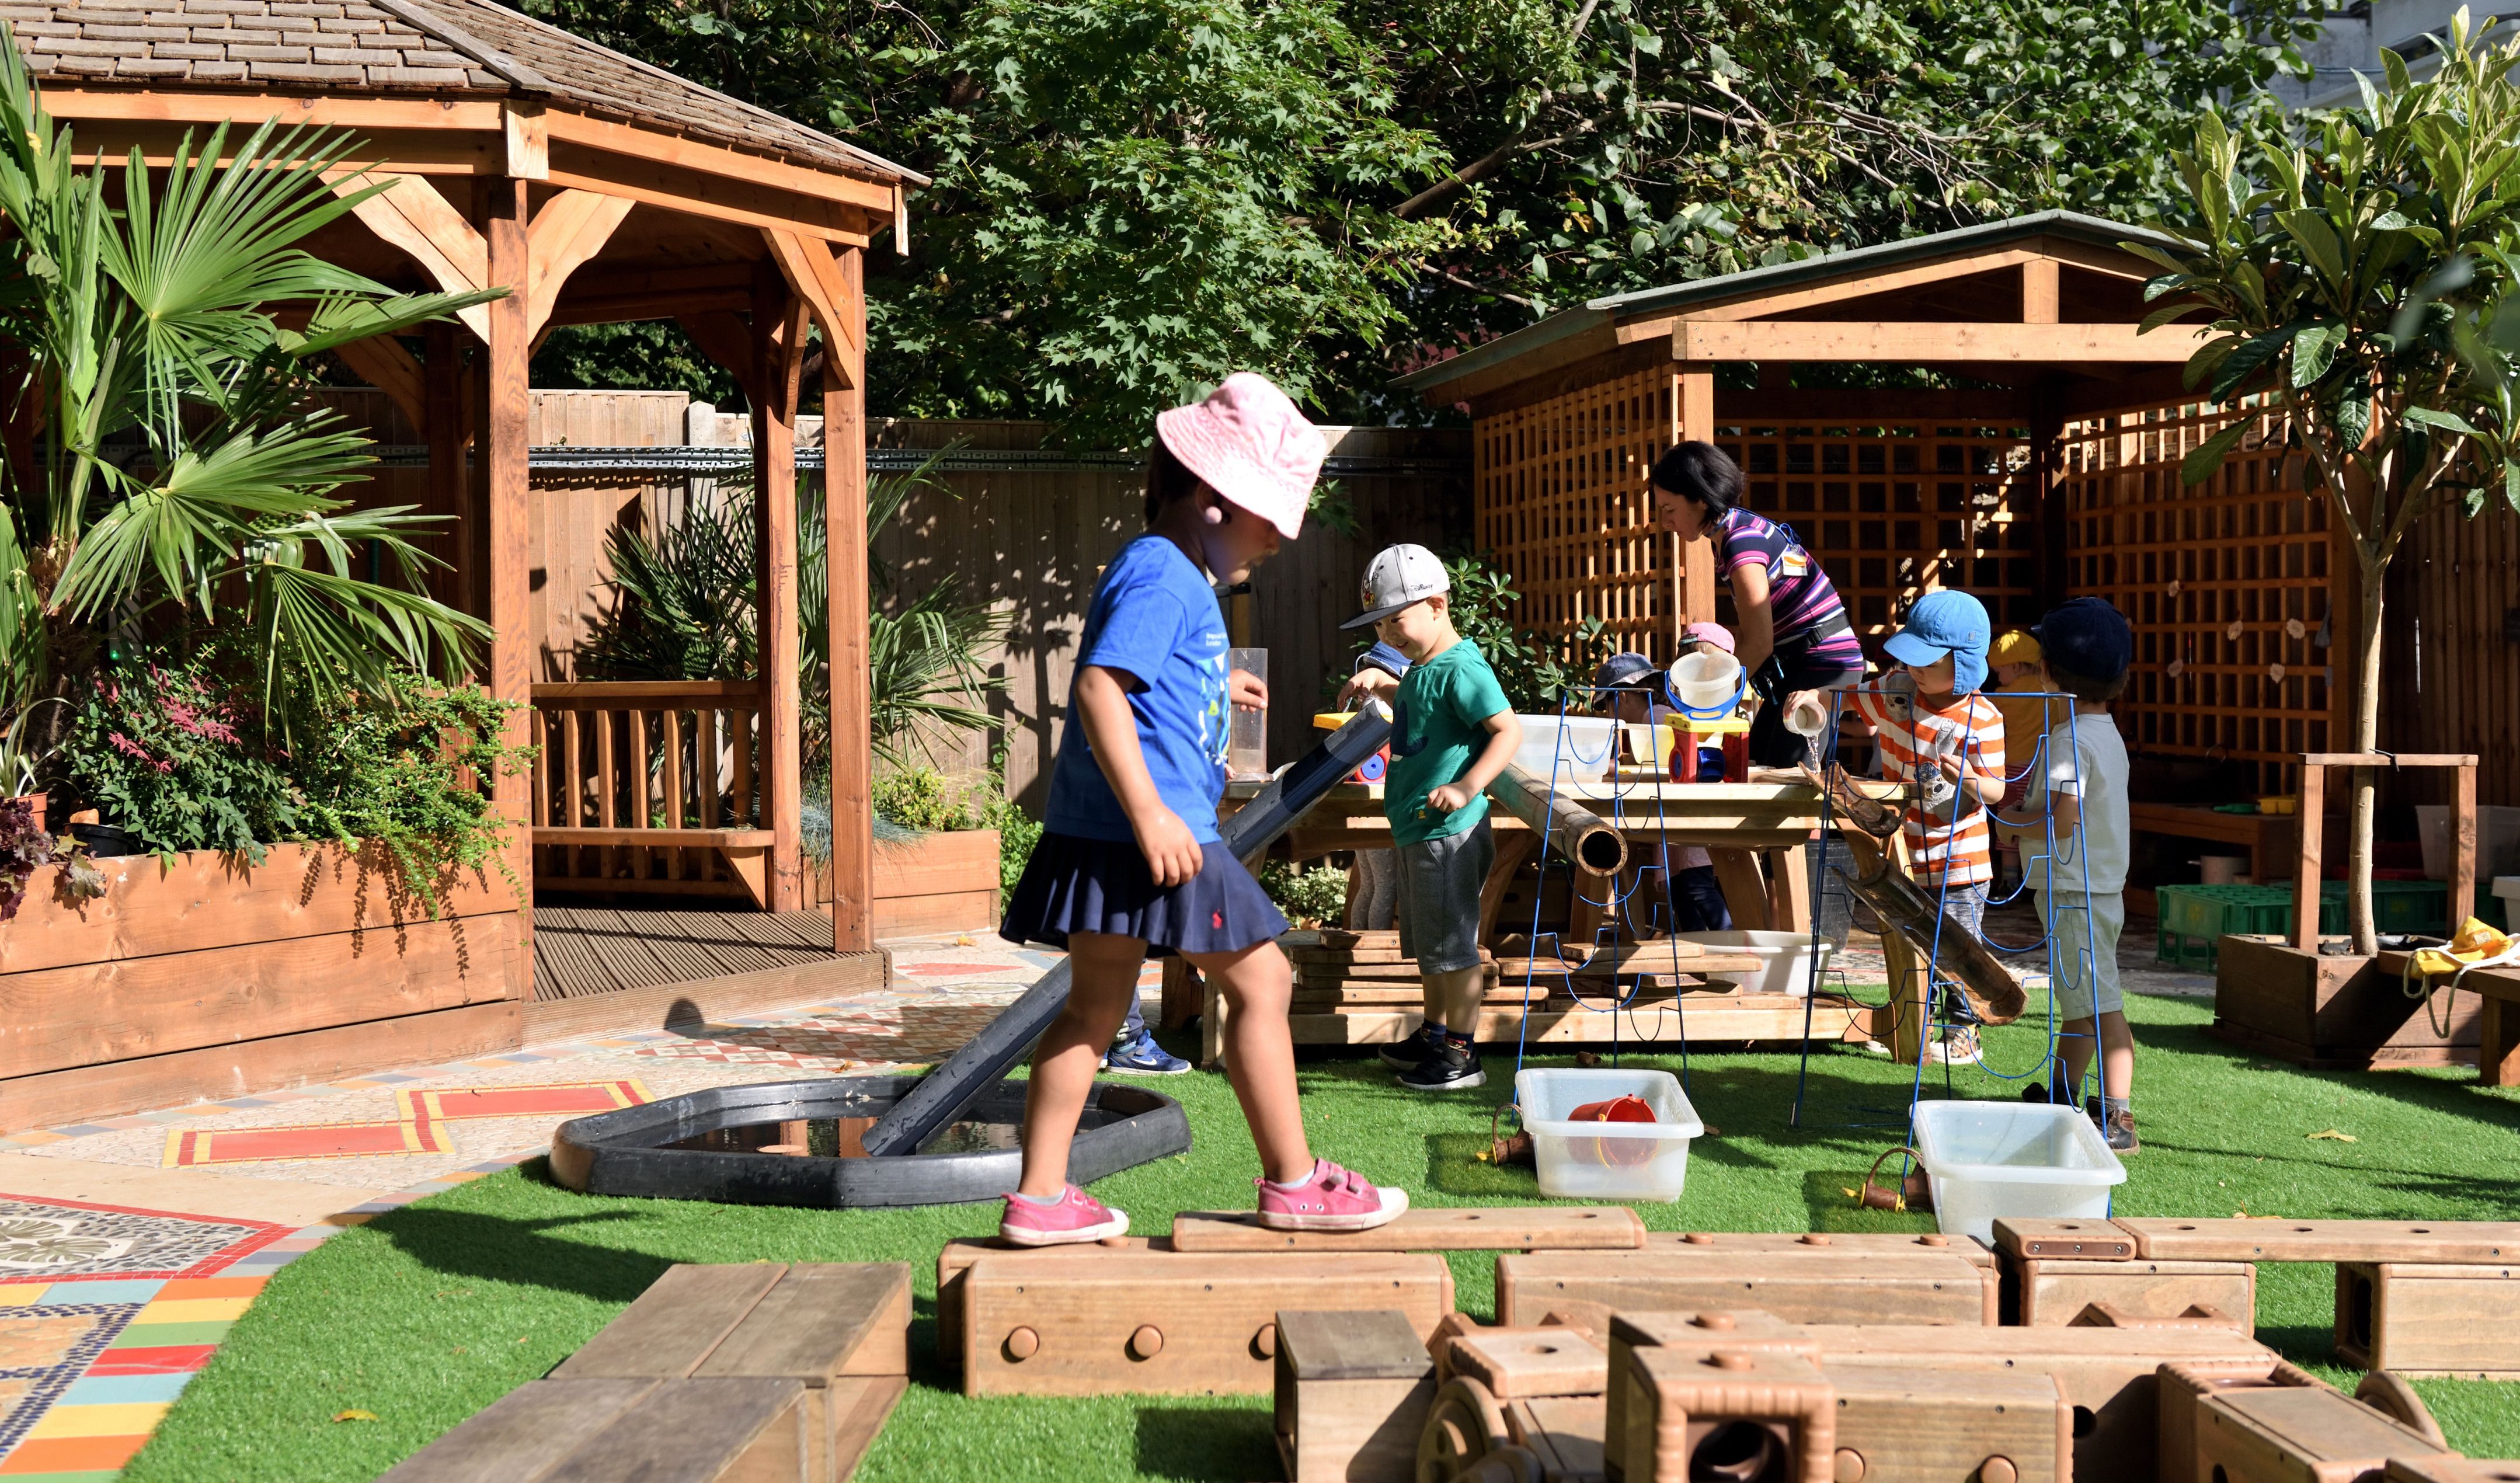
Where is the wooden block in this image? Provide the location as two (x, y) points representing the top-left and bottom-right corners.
(1172, 1206), (1646, 1254)
(2154, 1357), (2334, 1483)
(2069, 1302), (2244, 1330)
(1826, 1362), (2069, 1483)
(536, 1377), (809, 1483)
(552, 1263), (788, 1380)
(1994, 1217), (2138, 1260)
(1428, 1311), (1488, 1384)
(2191, 1369), (2458, 1483)
(820, 1376), (906, 1483)
(380, 1378), (663, 1482)
(1509, 1394), (1610, 1483)
(1620, 1347), (1836, 1483)
(1643, 1230), (1998, 1270)
(2335, 1261), (2520, 1377)
(1452, 1326), (1610, 1399)
(1604, 1311), (1821, 1478)
(2387, 1461), (2520, 1483)
(2120, 1217), (2520, 1263)
(1497, 1249), (1996, 1328)
(934, 1236), (1162, 1370)
(1275, 1308), (1436, 1483)
(1804, 1325), (2277, 1483)
(2010, 1256), (2255, 1329)
(960, 1251), (1453, 1397)
(692, 1264), (911, 1481)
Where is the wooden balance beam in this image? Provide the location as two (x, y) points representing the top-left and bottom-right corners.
(1495, 1245), (1999, 1328)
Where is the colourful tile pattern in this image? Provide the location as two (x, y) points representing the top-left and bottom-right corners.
(162, 1118), (453, 1168)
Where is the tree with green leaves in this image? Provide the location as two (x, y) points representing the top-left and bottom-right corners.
(2131, 9), (2520, 953)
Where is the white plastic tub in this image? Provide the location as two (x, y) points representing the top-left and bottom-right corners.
(1515, 1067), (1704, 1202)
(1911, 1100), (2127, 1244)
(1673, 930), (1833, 997)
(1512, 715), (1618, 780)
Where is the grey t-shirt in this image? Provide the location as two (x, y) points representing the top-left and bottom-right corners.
(2023, 712), (2129, 895)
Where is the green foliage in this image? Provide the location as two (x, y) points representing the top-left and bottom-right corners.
(1439, 549), (1607, 713)
(64, 647), (301, 864)
(290, 677), (532, 916)
(579, 491), (759, 684)
(872, 766), (983, 832)
(986, 793), (1043, 896)
(1258, 857), (1349, 925)
(531, 321), (743, 407)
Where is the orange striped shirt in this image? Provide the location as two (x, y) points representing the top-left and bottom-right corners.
(1850, 684), (2005, 886)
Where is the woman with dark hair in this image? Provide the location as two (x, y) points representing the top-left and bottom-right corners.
(1650, 441), (1865, 767)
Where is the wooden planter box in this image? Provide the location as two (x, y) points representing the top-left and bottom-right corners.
(2209, 934), (2479, 1070)
(0, 843), (525, 1133)
(820, 829), (1001, 937)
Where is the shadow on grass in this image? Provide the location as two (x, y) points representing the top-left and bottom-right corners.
(1133, 1402), (1277, 1481)
(365, 1201), (672, 1304)
(2137, 1015), (2520, 1139)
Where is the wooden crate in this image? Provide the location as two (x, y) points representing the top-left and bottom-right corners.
(2335, 1262), (2520, 1377)
(1603, 1310), (1822, 1474)
(1507, 1394), (1611, 1483)
(2007, 1256), (2254, 1329)
(1273, 1309), (1435, 1483)
(1450, 1326), (1610, 1400)
(1826, 1362), (2068, 1483)
(1497, 1248), (1996, 1328)
(1619, 1347), (1836, 1483)
(2184, 1365), (2457, 1483)
(2211, 937), (2480, 1070)
(379, 1377), (810, 1483)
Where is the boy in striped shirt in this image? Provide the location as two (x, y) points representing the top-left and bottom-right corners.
(1849, 590), (2005, 1066)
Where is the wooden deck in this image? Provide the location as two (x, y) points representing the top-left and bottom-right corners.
(531, 906), (837, 1002)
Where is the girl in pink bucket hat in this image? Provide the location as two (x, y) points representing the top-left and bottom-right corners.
(997, 373), (1408, 1244)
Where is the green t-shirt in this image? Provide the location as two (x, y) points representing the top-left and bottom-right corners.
(1386, 639), (1513, 847)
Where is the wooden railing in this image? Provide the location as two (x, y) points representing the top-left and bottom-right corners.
(528, 680), (774, 907)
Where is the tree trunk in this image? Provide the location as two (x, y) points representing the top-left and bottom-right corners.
(2348, 552), (2385, 956)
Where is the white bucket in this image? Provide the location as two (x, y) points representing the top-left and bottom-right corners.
(1515, 1067), (1704, 1202)
(1672, 930), (1833, 996)
(1672, 652), (1742, 711)
(1911, 1100), (2127, 1244)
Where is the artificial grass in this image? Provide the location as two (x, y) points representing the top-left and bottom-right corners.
(125, 988), (2520, 1482)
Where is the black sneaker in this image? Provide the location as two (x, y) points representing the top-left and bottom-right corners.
(1398, 1039), (1485, 1091)
(1378, 1024), (1442, 1071)
(2019, 1081), (2052, 1104)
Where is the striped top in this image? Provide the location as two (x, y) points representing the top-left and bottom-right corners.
(1849, 684), (2006, 886)
(1712, 509), (1863, 668)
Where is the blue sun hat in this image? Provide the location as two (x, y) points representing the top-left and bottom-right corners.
(1883, 590), (1993, 694)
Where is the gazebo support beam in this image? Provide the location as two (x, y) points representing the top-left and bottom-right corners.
(822, 247), (875, 952)
(753, 268), (811, 913)
(478, 178), (535, 973)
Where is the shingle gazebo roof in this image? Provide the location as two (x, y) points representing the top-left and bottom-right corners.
(5, 0), (921, 184)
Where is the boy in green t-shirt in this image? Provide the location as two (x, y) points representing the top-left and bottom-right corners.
(1336, 545), (1522, 1090)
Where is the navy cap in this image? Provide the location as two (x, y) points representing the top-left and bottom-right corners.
(2032, 597), (2132, 684)
(1593, 652), (1659, 691)
(1882, 590), (1992, 694)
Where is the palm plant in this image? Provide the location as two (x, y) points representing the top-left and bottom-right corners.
(0, 22), (499, 736)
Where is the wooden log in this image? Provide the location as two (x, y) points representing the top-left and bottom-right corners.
(1642, 1231), (1996, 1270)
(1993, 1217), (2138, 1261)
(1495, 1249), (1997, 1329)
(959, 1251), (1453, 1397)
(1172, 1206), (1646, 1254)
(2009, 1256), (2255, 1329)
(1826, 1363), (2069, 1483)
(1619, 1347), (1835, 1483)
(380, 1377), (811, 1483)
(2335, 1261), (2520, 1377)
(1488, 763), (1630, 875)
(1450, 1326), (1610, 1400)
(1274, 1308), (1435, 1483)
(2121, 1217), (2520, 1263)
(1506, 1394), (1610, 1483)
(2183, 1362), (2458, 1483)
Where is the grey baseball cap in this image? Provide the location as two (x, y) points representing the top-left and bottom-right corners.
(1340, 543), (1450, 629)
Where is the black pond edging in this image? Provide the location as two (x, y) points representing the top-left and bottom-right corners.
(548, 1075), (1190, 1208)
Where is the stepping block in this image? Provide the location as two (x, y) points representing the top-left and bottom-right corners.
(2154, 1358), (2333, 1483)
(2070, 1301), (2246, 1330)
(1274, 1308), (1435, 1483)
(1801, 1324), (2278, 1483)
(1604, 1310), (1824, 1475)
(1618, 1348), (1835, 1483)
(1506, 1394), (1609, 1483)
(379, 1377), (809, 1483)
(1645, 1230), (1996, 1269)
(934, 1236), (1164, 1369)
(1174, 1206), (1647, 1253)
(551, 1262), (909, 1483)
(2389, 1461), (2520, 1483)
(2007, 1255), (2256, 1329)
(2336, 1261), (2520, 1377)
(959, 1251), (1453, 1397)
(1450, 1325), (1610, 1399)
(2118, 1217), (2520, 1263)
(1825, 1363), (2069, 1483)
(1496, 1248), (1996, 1328)
(2169, 1360), (2459, 1483)
(1994, 1218), (2139, 1260)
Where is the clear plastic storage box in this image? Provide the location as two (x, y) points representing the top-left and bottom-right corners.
(1510, 715), (1618, 781)
(1514, 1067), (1704, 1202)
(1911, 1099), (2127, 1243)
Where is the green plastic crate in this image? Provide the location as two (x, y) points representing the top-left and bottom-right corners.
(2154, 880), (2451, 970)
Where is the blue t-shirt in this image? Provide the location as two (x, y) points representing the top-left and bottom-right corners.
(1045, 535), (1231, 844)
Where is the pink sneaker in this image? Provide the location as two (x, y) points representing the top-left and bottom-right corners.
(1255, 1160), (1409, 1233)
(999, 1185), (1130, 1247)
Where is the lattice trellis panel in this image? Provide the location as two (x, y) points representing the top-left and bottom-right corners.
(1718, 422), (2039, 637)
(1474, 368), (1674, 655)
(2060, 399), (2336, 796)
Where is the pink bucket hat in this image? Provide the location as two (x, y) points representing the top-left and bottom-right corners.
(1682, 621), (1736, 655)
(1154, 372), (1326, 539)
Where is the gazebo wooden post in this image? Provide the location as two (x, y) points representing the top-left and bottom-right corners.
(751, 267), (810, 912)
(421, 321), (469, 619)
(480, 178), (535, 964)
(823, 246), (875, 951)
(1671, 365), (1719, 628)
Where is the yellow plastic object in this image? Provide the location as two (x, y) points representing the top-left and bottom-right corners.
(2411, 917), (2512, 977)
(1313, 712), (1355, 730)
(2258, 795), (2299, 816)
(1628, 714), (1749, 767)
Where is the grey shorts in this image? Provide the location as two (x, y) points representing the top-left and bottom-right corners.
(2036, 890), (2125, 1019)
(1395, 816), (1495, 974)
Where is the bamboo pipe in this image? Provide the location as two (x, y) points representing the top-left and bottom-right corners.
(1485, 763), (1628, 876)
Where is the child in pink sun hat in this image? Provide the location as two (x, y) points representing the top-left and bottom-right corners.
(997, 373), (1409, 1244)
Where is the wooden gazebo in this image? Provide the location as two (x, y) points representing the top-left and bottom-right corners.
(24, 0), (918, 970)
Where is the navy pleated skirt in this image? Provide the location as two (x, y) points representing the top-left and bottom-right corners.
(1000, 832), (1287, 958)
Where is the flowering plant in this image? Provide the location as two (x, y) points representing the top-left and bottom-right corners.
(64, 649), (301, 863)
